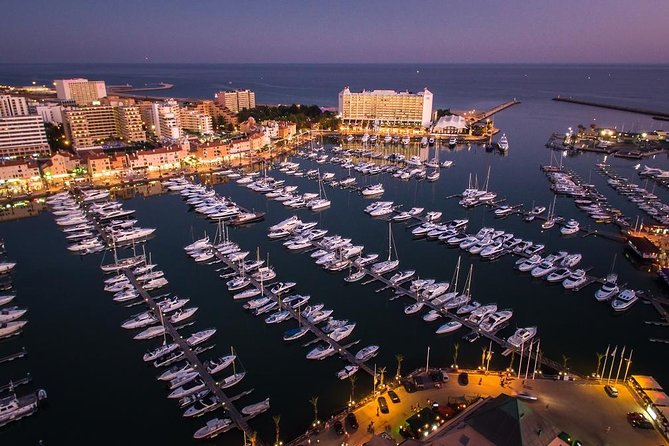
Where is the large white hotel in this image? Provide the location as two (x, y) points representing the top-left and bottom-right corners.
(338, 87), (433, 128)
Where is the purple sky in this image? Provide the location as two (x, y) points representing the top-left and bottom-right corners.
(3, 0), (667, 63)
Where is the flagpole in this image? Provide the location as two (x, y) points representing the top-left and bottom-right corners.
(524, 341), (533, 380)
(485, 340), (493, 372)
(614, 346), (626, 384)
(517, 342), (524, 380)
(425, 346), (430, 373)
(600, 345), (610, 382)
(623, 349), (633, 382)
(606, 346), (617, 384)
(532, 340), (540, 379)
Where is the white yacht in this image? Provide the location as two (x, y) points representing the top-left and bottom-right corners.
(560, 219), (580, 235)
(595, 273), (619, 301)
(329, 323), (356, 342)
(404, 302), (424, 315)
(530, 261), (557, 278)
(435, 321), (462, 334)
(306, 344), (335, 360)
(468, 304), (497, 325)
(448, 136), (457, 147)
(0, 294), (15, 307)
(546, 268), (572, 283)
(220, 371), (246, 389)
(562, 269), (587, 289)
(497, 134), (509, 152)
(480, 310), (513, 332)
(193, 418), (233, 439)
(355, 345), (379, 361)
(361, 184), (385, 197)
(0, 389), (47, 427)
(561, 253), (582, 268)
(241, 398), (270, 417)
(422, 310), (441, 322)
(611, 289), (638, 312)
(0, 307), (27, 323)
(337, 365), (359, 380)
(0, 320), (27, 338)
(507, 326), (537, 348)
(205, 355), (236, 375)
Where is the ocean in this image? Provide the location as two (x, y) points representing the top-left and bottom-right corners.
(0, 64), (668, 445)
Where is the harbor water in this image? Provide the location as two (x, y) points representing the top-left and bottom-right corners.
(1, 64), (669, 445)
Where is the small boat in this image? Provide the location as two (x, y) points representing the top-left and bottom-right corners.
(344, 269), (366, 282)
(193, 418), (233, 439)
(134, 325), (166, 340)
(456, 301), (481, 315)
(561, 253), (582, 268)
(220, 371), (246, 389)
(283, 326), (309, 341)
(422, 310), (441, 322)
(435, 321), (462, 334)
(241, 398), (270, 417)
(306, 344), (335, 360)
(337, 365), (359, 380)
(595, 273), (619, 301)
(530, 261), (557, 278)
(0, 307), (27, 323)
(183, 396), (220, 418)
(329, 323), (356, 342)
(168, 379), (206, 399)
(361, 184), (384, 197)
(270, 282), (296, 295)
(480, 310), (513, 332)
(404, 302), (424, 315)
(611, 289), (638, 312)
(205, 355), (236, 375)
(355, 345), (379, 361)
(546, 268), (572, 283)
(0, 388), (47, 427)
(0, 320), (27, 338)
(507, 326), (537, 348)
(562, 269), (587, 289)
(389, 270), (415, 285)
(186, 329), (216, 347)
(392, 212), (412, 222)
(143, 343), (178, 362)
(0, 294), (16, 307)
(158, 362), (194, 381)
(560, 219), (580, 235)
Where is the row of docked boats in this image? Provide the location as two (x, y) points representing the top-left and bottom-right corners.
(49, 191), (268, 441)
(164, 177), (265, 226)
(542, 165), (628, 227)
(601, 165), (669, 225)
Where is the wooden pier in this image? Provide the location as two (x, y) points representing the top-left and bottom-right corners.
(469, 100), (521, 124)
(124, 270), (259, 440)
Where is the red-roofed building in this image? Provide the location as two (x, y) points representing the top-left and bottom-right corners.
(43, 151), (81, 178)
(127, 145), (186, 171)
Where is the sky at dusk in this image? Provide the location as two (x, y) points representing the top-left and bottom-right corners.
(2, 0), (668, 64)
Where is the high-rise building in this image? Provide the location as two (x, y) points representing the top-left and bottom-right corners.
(196, 100), (238, 126)
(35, 104), (64, 124)
(0, 95), (30, 117)
(116, 106), (146, 142)
(0, 115), (50, 158)
(338, 87), (433, 128)
(54, 78), (107, 105)
(214, 90), (256, 113)
(63, 105), (146, 150)
(180, 109), (213, 135)
(151, 100), (182, 140)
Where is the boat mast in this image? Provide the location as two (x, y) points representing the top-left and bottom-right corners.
(463, 264), (473, 297)
(451, 256), (461, 293)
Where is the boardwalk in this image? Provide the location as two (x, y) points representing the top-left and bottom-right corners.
(124, 270), (259, 440)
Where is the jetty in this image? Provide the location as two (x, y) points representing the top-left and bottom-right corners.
(553, 96), (669, 119)
(123, 270), (258, 439)
(468, 99), (521, 124)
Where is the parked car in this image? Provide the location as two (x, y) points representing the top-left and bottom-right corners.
(458, 372), (469, 386)
(346, 412), (358, 430)
(333, 420), (344, 435)
(388, 390), (401, 403)
(604, 384), (618, 398)
(430, 370), (445, 383)
(402, 379), (416, 393)
(378, 396), (389, 414)
(631, 419), (654, 430)
(414, 375), (425, 390)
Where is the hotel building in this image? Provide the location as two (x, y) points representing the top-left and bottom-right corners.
(180, 109), (213, 135)
(54, 78), (107, 105)
(215, 90), (256, 113)
(63, 105), (146, 150)
(338, 87), (433, 128)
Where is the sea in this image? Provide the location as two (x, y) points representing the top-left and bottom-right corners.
(0, 64), (668, 446)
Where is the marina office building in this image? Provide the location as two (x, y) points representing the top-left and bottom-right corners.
(338, 87), (434, 129)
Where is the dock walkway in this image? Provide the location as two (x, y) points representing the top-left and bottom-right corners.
(210, 248), (376, 377)
(124, 270), (258, 439)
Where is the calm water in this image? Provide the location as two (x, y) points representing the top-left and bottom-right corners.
(1, 64), (669, 446)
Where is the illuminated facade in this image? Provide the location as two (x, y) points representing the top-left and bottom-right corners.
(338, 87), (433, 128)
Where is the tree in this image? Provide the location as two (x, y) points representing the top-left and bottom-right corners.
(508, 351), (515, 371)
(595, 352), (604, 376)
(562, 354), (570, 372)
(452, 342), (460, 368)
(309, 396), (319, 425)
(480, 346), (487, 369)
(250, 432), (257, 446)
(378, 367), (386, 388)
(349, 374), (357, 402)
(273, 415), (281, 446)
(395, 353), (404, 379)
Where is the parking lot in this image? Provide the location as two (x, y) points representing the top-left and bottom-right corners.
(308, 371), (668, 446)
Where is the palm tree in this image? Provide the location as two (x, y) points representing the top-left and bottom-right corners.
(273, 415), (281, 446)
(378, 367), (386, 388)
(508, 351), (515, 372)
(395, 353), (404, 379)
(349, 374), (357, 402)
(250, 432), (257, 446)
(452, 342), (460, 369)
(562, 354), (570, 372)
(309, 396), (319, 426)
(595, 352), (604, 376)
(480, 346), (487, 369)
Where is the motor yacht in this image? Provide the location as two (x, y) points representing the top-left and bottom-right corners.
(507, 326), (537, 348)
(611, 289), (638, 312)
(193, 418), (233, 439)
(480, 310), (513, 332)
(546, 268), (572, 283)
(306, 344), (336, 360)
(595, 273), (619, 301)
(355, 345), (379, 361)
(530, 261), (557, 278)
(435, 321), (462, 334)
(562, 269), (587, 289)
(337, 365), (359, 380)
(404, 302), (424, 315)
(561, 253), (582, 268)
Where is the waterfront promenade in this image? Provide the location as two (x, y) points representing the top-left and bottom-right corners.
(308, 372), (666, 446)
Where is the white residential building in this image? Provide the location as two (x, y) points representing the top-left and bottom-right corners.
(35, 104), (64, 124)
(0, 95), (30, 118)
(338, 87), (433, 128)
(0, 115), (50, 158)
(151, 100), (182, 140)
(54, 78), (107, 105)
